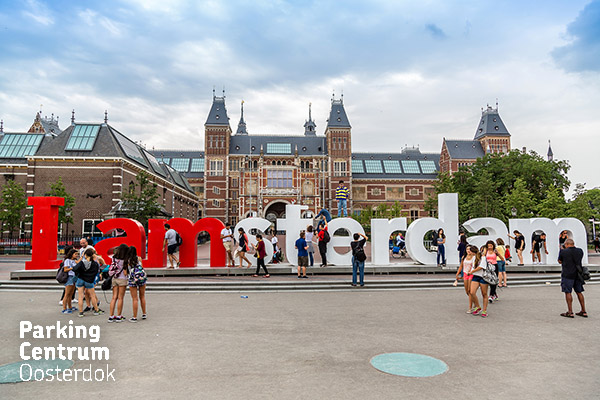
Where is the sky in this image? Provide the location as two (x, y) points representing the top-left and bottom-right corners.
(0, 0), (599, 196)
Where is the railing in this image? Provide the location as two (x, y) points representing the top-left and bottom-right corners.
(0, 235), (110, 255)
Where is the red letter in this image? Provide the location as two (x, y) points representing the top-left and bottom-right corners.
(166, 218), (226, 267)
(144, 219), (168, 268)
(95, 219), (147, 263)
(26, 197), (64, 270)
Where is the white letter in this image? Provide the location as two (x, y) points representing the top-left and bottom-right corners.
(20, 342), (31, 360)
(371, 218), (407, 265)
(463, 218), (509, 250)
(89, 325), (100, 343)
(326, 218), (365, 265)
(19, 321), (32, 338)
(276, 205), (313, 266)
(234, 217), (273, 266)
(19, 363), (32, 381)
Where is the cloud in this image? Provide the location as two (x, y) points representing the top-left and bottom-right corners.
(22, 0), (53, 26)
(425, 23), (447, 39)
(552, 0), (600, 72)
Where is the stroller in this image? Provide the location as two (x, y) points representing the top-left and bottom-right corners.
(391, 237), (407, 258)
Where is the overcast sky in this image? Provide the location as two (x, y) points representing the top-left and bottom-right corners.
(1, 0), (599, 195)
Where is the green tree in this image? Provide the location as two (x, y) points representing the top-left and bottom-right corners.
(503, 178), (536, 218)
(538, 185), (567, 219)
(390, 201), (405, 218)
(567, 184), (600, 228)
(121, 171), (162, 227)
(45, 177), (75, 229)
(0, 180), (27, 236)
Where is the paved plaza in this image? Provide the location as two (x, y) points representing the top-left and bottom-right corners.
(0, 283), (598, 399)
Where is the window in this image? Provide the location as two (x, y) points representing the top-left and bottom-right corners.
(65, 125), (100, 151)
(209, 160), (223, 176)
(364, 159), (383, 173)
(266, 143), (291, 154)
(253, 160), (258, 169)
(410, 209), (419, 221)
(267, 170), (293, 188)
(190, 158), (204, 172)
(171, 158), (190, 172)
(213, 186), (220, 194)
(229, 158), (239, 171)
(231, 205), (237, 213)
(212, 200), (220, 207)
(230, 216), (237, 226)
(351, 159), (364, 173)
(343, 137), (347, 149)
(419, 160), (437, 174)
(231, 178), (239, 187)
(231, 190), (238, 200)
(82, 219), (103, 236)
(401, 160), (420, 174)
(383, 160), (402, 173)
(334, 161), (347, 176)
(0, 134), (44, 158)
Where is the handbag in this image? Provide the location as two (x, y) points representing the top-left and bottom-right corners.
(576, 264), (591, 281)
(430, 245), (438, 252)
(56, 264), (69, 284)
(101, 276), (112, 291)
(482, 261), (499, 285)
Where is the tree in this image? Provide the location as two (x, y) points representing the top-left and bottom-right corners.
(503, 178), (536, 218)
(121, 171), (162, 227)
(0, 180), (27, 236)
(425, 172), (454, 215)
(567, 184), (600, 229)
(45, 177), (75, 230)
(538, 185), (567, 219)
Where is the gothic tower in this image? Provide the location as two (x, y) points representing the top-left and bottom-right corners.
(325, 95), (352, 214)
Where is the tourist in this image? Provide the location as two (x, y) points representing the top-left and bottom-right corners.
(508, 230), (525, 266)
(295, 231), (309, 278)
(271, 230), (280, 263)
(126, 246), (147, 322)
(59, 245), (76, 306)
(61, 249), (78, 314)
(457, 234), (467, 263)
(163, 223), (180, 269)
(237, 227), (253, 268)
(559, 230), (568, 250)
(496, 238), (508, 287)
(108, 244), (129, 323)
(317, 218), (329, 267)
(252, 233), (270, 278)
(468, 245), (490, 317)
(315, 208), (332, 229)
(73, 248), (103, 318)
(483, 240), (504, 302)
(78, 238), (95, 260)
(558, 239), (587, 318)
(350, 232), (368, 287)
(456, 245), (475, 313)
(594, 236), (600, 253)
(436, 228), (446, 267)
(221, 222), (236, 268)
(306, 225), (315, 267)
(335, 180), (349, 217)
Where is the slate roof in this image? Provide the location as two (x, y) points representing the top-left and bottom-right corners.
(40, 116), (62, 135)
(327, 99), (351, 128)
(351, 150), (439, 180)
(229, 134), (328, 156)
(149, 150), (205, 179)
(444, 139), (485, 159)
(205, 96), (230, 126)
(474, 106), (510, 139)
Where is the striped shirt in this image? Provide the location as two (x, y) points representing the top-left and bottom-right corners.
(335, 185), (349, 200)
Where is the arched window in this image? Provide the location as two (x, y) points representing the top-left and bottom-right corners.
(277, 160), (281, 166)
(272, 160), (276, 166)
(253, 160), (258, 169)
(282, 161), (286, 166)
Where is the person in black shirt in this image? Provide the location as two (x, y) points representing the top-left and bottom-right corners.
(557, 239), (587, 318)
(508, 230), (525, 266)
(351, 232), (368, 287)
(593, 236), (600, 253)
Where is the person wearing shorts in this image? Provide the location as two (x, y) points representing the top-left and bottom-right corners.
(296, 231), (309, 279)
(126, 246), (147, 322)
(456, 246), (476, 313)
(164, 223), (180, 268)
(558, 239), (587, 318)
(221, 222), (235, 268)
(73, 248), (103, 318)
(62, 249), (78, 314)
(468, 245), (489, 317)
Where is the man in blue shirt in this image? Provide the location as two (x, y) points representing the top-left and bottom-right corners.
(295, 231), (309, 279)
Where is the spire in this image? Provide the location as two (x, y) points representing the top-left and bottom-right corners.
(0, 120), (3, 133)
(236, 100), (248, 135)
(304, 102), (317, 136)
(71, 109), (75, 126)
(547, 140), (554, 161)
(104, 110), (108, 124)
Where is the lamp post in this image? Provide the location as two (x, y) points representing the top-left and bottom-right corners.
(589, 218), (596, 240)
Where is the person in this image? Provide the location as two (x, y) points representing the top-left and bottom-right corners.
(457, 234), (468, 263)
(317, 218), (329, 267)
(496, 238), (508, 288)
(436, 228), (446, 267)
(306, 225), (315, 267)
(469, 245), (490, 317)
(221, 222), (236, 268)
(483, 240), (504, 302)
(61, 249), (78, 314)
(163, 223), (180, 269)
(270, 230), (279, 263)
(559, 230), (568, 250)
(558, 239), (587, 318)
(127, 246), (147, 322)
(594, 236), (600, 253)
(72, 248), (103, 318)
(532, 232), (548, 265)
(295, 231), (309, 278)
(78, 238), (95, 260)
(456, 245), (475, 313)
(108, 244), (129, 323)
(351, 232), (368, 287)
(315, 208), (332, 230)
(59, 245), (77, 306)
(237, 227), (253, 268)
(508, 230), (525, 266)
(335, 180), (349, 217)
(252, 233), (270, 278)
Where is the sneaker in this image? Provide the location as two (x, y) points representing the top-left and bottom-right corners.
(70, 307), (78, 311)
(129, 318), (137, 323)
(472, 307), (481, 316)
(481, 312), (488, 318)
(94, 309), (105, 315)
(142, 314), (147, 320)
(116, 316), (124, 323)
(59, 300), (63, 305)
(62, 309), (72, 314)
(78, 312), (84, 318)
(72, 299), (78, 303)
(302, 276), (308, 279)
(297, 275), (302, 279)
(466, 309), (473, 314)
(83, 306), (92, 312)
(108, 316), (115, 323)
(489, 297), (494, 303)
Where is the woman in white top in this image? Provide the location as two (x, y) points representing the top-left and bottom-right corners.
(306, 225), (315, 267)
(456, 245), (476, 313)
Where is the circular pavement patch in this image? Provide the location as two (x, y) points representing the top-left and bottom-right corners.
(0, 359), (74, 384)
(370, 352), (448, 377)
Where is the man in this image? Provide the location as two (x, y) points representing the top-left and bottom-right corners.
(163, 223), (180, 269)
(295, 231), (309, 279)
(557, 239), (587, 318)
(531, 232), (548, 265)
(270, 230), (280, 264)
(335, 180), (349, 217)
(78, 238), (95, 260)
(221, 222), (235, 268)
(317, 218), (329, 267)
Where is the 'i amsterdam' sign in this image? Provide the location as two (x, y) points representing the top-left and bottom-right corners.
(26, 194), (588, 270)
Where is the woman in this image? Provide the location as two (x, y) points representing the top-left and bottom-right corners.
(306, 225), (315, 267)
(351, 232), (368, 287)
(468, 245), (489, 317)
(126, 246), (147, 322)
(496, 238), (508, 288)
(457, 234), (468, 263)
(456, 245), (475, 313)
(62, 249), (78, 314)
(237, 227), (253, 268)
(252, 233), (270, 278)
(484, 240), (504, 302)
(108, 244), (129, 323)
(318, 219), (329, 267)
(436, 228), (446, 267)
(73, 248), (103, 318)
(559, 230), (568, 250)
(508, 230), (525, 266)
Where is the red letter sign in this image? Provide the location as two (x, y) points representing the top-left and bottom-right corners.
(166, 218), (226, 267)
(26, 197), (64, 270)
(95, 219), (147, 262)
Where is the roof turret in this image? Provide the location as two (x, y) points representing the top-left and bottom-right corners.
(303, 103), (317, 136)
(236, 100), (248, 135)
(474, 103), (509, 140)
(205, 91), (230, 126)
(326, 95), (351, 128)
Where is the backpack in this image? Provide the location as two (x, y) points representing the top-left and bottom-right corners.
(355, 247), (367, 262)
(175, 232), (183, 246)
(108, 259), (123, 277)
(322, 229), (331, 244)
(505, 247), (511, 259)
(129, 263), (147, 286)
(56, 262), (69, 284)
(482, 261), (499, 285)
